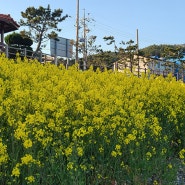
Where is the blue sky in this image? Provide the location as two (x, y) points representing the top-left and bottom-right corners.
(1, 0), (185, 54)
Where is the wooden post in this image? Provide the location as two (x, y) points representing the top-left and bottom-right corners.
(5, 45), (9, 57)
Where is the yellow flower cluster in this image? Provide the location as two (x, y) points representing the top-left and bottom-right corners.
(25, 176), (35, 184)
(179, 149), (185, 159)
(0, 139), (8, 165)
(0, 55), (185, 184)
(11, 154), (41, 178)
(11, 164), (20, 177)
(21, 154), (39, 165)
(111, 144), (122, 157)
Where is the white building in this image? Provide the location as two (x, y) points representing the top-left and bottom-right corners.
(115, 55), (175, 77)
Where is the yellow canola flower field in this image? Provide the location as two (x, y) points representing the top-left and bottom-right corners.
(0, 54), (185, 185)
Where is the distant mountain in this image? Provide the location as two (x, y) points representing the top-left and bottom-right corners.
(139, 44), (185, 58)
(178, 44), (185, 47)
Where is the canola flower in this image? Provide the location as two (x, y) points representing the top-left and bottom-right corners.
(0, 55), (185, 184)
(23, 139), (33, 148)
(25, 176), (35, 184)
(0, 139), (8, 164)
(12, 165), (20, 177)
(179, 149), (185, 159)
(21, 154), (34, 165)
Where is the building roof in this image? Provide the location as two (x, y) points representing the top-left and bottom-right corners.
(0, 14), (20, 33)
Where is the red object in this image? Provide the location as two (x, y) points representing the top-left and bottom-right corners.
(0, 14), (19, 33)
(0, 14), (19, 48)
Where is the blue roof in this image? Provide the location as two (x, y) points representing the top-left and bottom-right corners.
(151, 55), (185, 64)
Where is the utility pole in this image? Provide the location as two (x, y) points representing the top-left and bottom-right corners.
(83, 9), (87, 70)
(136, 29), (139, 77)
(75, 0), (79, 64)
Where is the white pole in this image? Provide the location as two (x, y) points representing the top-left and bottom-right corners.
(75, 0), (79, 65)
(83, 9), (87, 70)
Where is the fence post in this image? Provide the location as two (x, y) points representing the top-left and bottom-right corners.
(182, 70), (184, 82)
(66, 58), (69, 69)
(24, 48), (27, 57)
(138, 66), (140, 77)
(5, 45), (9, 58)
(44, 55), (46, 63)
(54, 55), (57, 66)
(38, 51), (42, 63)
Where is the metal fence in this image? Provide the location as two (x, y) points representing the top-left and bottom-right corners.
(116, 61), (185, 82)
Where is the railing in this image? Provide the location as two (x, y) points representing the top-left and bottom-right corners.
(0, 44), (55, 64)
(116, 62), (185, 82)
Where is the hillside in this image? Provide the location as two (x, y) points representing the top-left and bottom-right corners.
(140, 44), (185, 58)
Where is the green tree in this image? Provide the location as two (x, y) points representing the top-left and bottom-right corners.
(103, 36), (138, 72)
(164, 46), (185, 81)
(5, 32), (33, 59)
(124, 39), (138, 72)
(85, 36), (102, 69)
(87, 50), (116, 70)
(19, 4), (68, 56)
(103, 36), (119, 69)
(140, 44), (185, 80)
